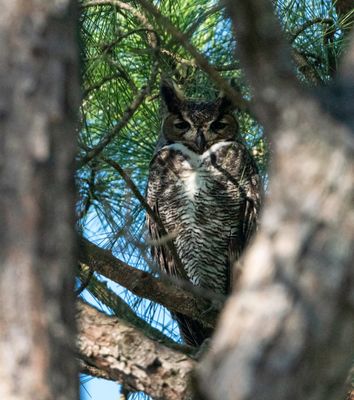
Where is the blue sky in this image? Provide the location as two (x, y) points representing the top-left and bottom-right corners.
(81, 376), (120, 400)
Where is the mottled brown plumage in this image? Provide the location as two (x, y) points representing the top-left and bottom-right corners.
(146, 81), (262, 346)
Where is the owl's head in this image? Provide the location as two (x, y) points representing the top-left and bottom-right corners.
(159, 80), (238, 154)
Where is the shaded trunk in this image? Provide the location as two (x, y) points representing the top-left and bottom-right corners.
(197, 2), (354, 400)
(0, 1), (79, 399)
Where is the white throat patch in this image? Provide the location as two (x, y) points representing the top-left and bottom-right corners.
(162, 141), (231, 199)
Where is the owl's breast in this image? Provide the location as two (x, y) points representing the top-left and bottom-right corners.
(168, 142), (237, 198)
(148, 140), (255, 292)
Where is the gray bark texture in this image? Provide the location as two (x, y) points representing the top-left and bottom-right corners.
(77, 301), (195, 400)
(196, 1), (354, 400)
(0, 1), (80, 400)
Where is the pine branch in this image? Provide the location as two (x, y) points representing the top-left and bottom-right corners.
(78, 237), (223, 329)
(77, 300), (195, 399)
(77, 263), (194, 353)
(77, 59), (158, 167)
(132, 0), (249, 111)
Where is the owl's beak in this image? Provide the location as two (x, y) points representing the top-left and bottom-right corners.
(195, 131), (206, 154)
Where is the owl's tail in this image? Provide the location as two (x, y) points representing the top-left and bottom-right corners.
(173, 312), (213, 347)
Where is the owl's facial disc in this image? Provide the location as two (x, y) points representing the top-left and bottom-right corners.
(162, 112), (237, 154)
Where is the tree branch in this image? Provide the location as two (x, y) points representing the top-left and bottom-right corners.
(78, 0), (160, 167)
(77, 300), (195, 400)
(77, 263), (194, 355)
(291, 49), (323, 84)
(134, 0), (248, 111)
(101, 157), (186, 280)
(77, 59), (158, 167)
(78, 237), (223, 329)
(224, 0), (298, 130)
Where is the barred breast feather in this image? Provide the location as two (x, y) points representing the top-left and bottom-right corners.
(146, 140), (261, 346)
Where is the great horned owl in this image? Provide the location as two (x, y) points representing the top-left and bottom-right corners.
(146, 80), (261, 346)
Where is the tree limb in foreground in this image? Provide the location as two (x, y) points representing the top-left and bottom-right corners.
(197, 1), (354, 400)
(77, 300), (195, 400)
(78, 264), (195, 356)
(78, 237), (223, 329)
(0, 1), (79, 399)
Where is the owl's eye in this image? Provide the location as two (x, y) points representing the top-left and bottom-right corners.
(174, 121), (190, 130)
(211, 121), (227, 131)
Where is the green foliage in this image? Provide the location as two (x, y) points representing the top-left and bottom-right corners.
(77, 0), (352, 397)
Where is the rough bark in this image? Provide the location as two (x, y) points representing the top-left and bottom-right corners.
(197, 1), (354, 400)
(77, 301), (195, 400)
(78, 237), (222, 328)
(0, 1), (79, 399)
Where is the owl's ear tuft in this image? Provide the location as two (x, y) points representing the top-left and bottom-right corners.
(160, 80), (185, 113)
(216, 94), (234, 114)
(216, 79), (241, 113)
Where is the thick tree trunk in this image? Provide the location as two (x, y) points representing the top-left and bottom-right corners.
(0, 1), (79, 399)
(197, 2), (354, 400)
(77, 301), (195, 400)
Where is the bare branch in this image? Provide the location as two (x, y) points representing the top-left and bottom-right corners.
(77, 300), (195, 400)
(82, 0), (158, 48)
(290, 18), (334, 43)
(78, 237), (223, 328)
(77, 263), (194, 356)
(80, 361), (112, 380)
(291, 49), (323, 84)
(78, 0), (161, 167)
(75, 266), (94, 296)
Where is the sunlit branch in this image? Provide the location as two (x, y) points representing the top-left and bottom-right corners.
(292, 49), (323, 84)
(77, 300), (195, 399)
(77, 262), (195, 354)
(82, 0), (158, 48)
(78, 237), (223, 329)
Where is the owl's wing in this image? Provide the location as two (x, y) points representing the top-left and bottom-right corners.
(228, 142), (262, 289)
(146, 154), (211, 346)
(146, 201), (180, 277)
(145, 154), (180, 278)
(241, 160), (262, 246)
